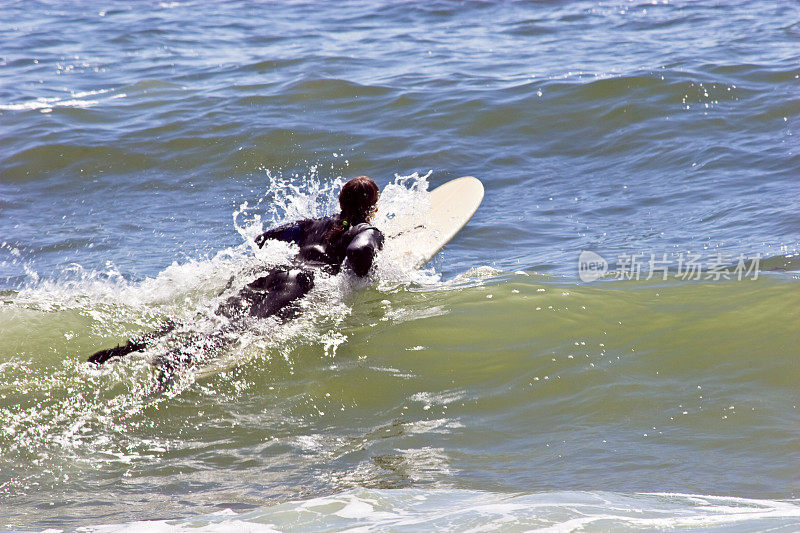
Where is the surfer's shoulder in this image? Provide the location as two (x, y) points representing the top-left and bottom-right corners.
(348, 222), (383, 237)
(344, 224), (383, 276)
(354, 223), (384, 248)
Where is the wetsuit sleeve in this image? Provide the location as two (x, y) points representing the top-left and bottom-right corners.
(255, 220), (306, 248)
(345, 227), (384, 277)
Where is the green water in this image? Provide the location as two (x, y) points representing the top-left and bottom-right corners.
(1, 272), (798, 528)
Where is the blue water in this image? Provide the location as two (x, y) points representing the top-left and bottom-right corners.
(1, 1), (799, 530)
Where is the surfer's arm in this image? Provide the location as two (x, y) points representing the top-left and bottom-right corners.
(345, 228), (384, 277)
(254, 220), (306, 248)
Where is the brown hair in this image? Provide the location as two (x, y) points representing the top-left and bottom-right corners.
(339, 176), (379, 224)
(327, 176), (379, 244)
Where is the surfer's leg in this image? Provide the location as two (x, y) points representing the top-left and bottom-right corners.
(216, 268), (314, 321)
(87, 320), (177, 365)
(87, 339), (147, 365)
(152, 327), (241, 386)
(150, 269), (315, 384)
(248, 268), (314, 319)
(215, 269), (286, 319)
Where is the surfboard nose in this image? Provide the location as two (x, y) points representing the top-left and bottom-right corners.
(385, 176), (485, 267)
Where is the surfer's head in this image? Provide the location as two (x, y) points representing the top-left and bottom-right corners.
(339, 176), (379, 224)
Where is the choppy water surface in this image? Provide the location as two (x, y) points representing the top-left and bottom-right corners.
(1, 0), (799, 530)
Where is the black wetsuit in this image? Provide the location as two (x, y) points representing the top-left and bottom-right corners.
(88, 215), (383, 365)
(217, 216), (384, 320)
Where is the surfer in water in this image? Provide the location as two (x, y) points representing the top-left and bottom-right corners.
(88, 176), (384, 366)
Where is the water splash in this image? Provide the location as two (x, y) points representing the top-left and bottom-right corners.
(0, 169), (449, 497)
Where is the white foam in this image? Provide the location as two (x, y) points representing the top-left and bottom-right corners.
(0, 89), (126, 112)
(74, 489), (800, 532)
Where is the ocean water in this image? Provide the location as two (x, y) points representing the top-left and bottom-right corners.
(1, 0), (799, 531)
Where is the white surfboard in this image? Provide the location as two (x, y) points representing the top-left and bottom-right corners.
(384, 176), (484, 268)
